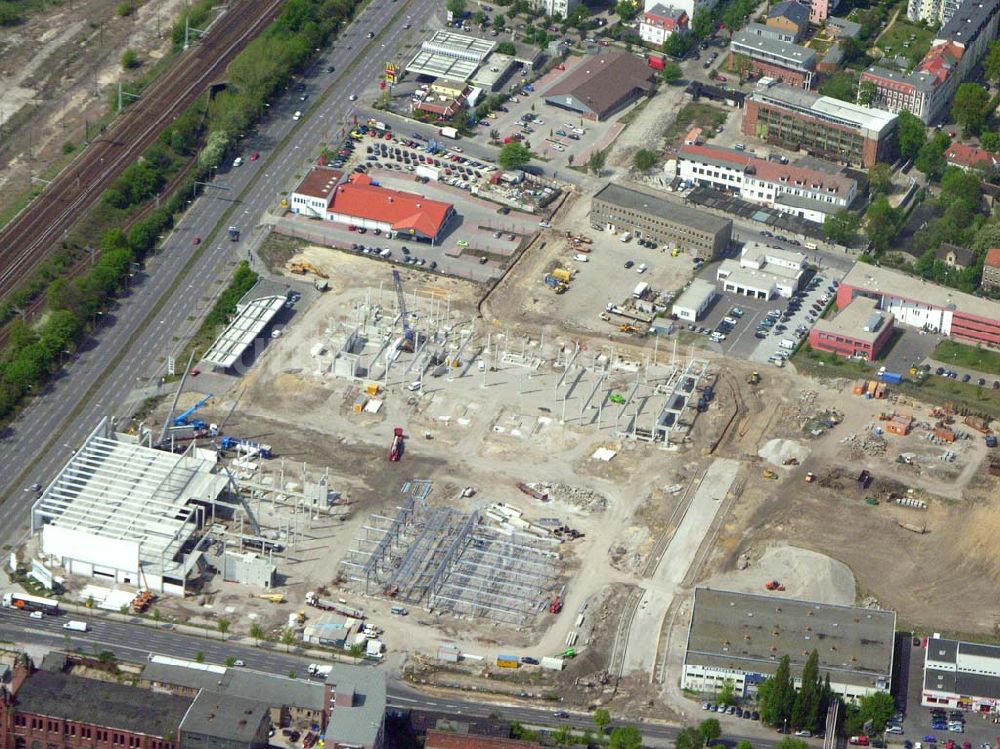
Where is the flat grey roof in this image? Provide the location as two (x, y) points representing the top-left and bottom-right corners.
(732, 31), (816, 68)
(840, 263), (1000, 320)
(406, 30), (496, 80)
(774, 193), (843, 215)
(144, 658), (325, 711)
(752, 83), (897, 135)
(673, 279), (718, 311)
(936, 0), (997, 45)
(927, 638), (959, 663)
(812, 296), (890, 344)
(180, 691), (269, 742)
(925, 667), (1000, 701)
(593, 183), (732, 236)
(685, 588), (896, 688)
(15, 670), (193, 737)
(406, 50), (480, 80)
(864, 65), (937, 93)
(470, 53), (515, 87)
(325, 665), (387, 747)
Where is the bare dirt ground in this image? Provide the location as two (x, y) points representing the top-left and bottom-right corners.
(0, 0), (189, 218)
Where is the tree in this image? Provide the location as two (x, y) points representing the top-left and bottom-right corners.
(774, 741), (809, 749)
(593, 709), (611, 735)
(474, 10), (488, 24)
(119, 604), (130, 621)
(857, 691), (897, 733)
(824, 210), (860, 246)
(858, 79), (877, 106)
(493, 13), (506, 30)
(868, 162), (892, 195)
(951, 83), (990, 135)
(896, 111), (927, 161)
(349, 643), (365, 662)
(634, 149), (657, 171)
(498, 141), (532, 169)
(865, 195), (901, 254)
(608, 727), (642, 749)
(225, 656), (237, 667)
(792, 650), (822, 732)
(717, 679), (737, 706)
(915, 131), (951, 180)
(588, 149), (607, 175)
(446, 0), (466, 18)
(664, 31), (694, 58)
(662, 62), (683, 83)
(250, 622), (265, 644)
(120, 49), (139, 70)
(675, 727), (705, 749)
(759, 655), (795, 728)
(983, 40), (1000, 83)
(218, 618), (231, 640)
(971, 222), (1000, 253)
(721, 4), (744, 38)
(616, 0), (638, 20)
(981, 131), (1000, 153)
(691, 8), (712, 38)
(698, 719), (722, 744)
(497, 41), (516, 55)
(195, 651), (205, 663)
(152, 608), (162, 628)
(735, 742), (754, 749)
(940, 166), (982, 209)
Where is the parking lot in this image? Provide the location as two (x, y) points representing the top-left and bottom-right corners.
(683, 253), (846, 365)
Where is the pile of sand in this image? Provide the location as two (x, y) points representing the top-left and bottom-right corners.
(759, 438), (810, 468)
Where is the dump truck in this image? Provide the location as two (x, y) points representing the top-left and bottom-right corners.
(552, 267), (572, 283)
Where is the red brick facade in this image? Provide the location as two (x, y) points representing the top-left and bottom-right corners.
(808, 320), (894, 361)
(729, 54), (811, 88)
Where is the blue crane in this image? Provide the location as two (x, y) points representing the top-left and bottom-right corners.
(391, 270), (415, 351)
(173, 394), (213, 428)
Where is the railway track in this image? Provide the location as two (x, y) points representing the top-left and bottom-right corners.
(0, 0), (285, 305)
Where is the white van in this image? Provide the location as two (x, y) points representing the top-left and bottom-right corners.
(293, 111), (302, 120)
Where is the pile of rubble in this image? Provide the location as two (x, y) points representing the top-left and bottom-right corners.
(841, 431), (887, 458)
(860, 595), (881, 609)
(536, 483), (609, 512)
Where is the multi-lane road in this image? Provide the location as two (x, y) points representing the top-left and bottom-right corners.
(0, 0), (441, 540)
(0, 607), (787, 748)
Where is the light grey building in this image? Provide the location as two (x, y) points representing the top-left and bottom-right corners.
(682, 588), (897, 701)
(922, 636), (1000, 711)
(590, 183), (732, 260)
(180, 692), (270, 749)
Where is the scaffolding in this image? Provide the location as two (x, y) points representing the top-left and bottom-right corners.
(340, 482), (559, 625)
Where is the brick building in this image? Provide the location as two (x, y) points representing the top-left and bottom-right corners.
(808, 296), (895, 361)
(742, 80), (897, 168)
(0, 656), (192, 749)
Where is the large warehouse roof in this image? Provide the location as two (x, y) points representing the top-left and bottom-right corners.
(202, 295), (286, 370)
(405, 31), (496, 80)
(544, 49), (654, 120)
(685, 588), (896, 689)
(32, 418), (227, 574)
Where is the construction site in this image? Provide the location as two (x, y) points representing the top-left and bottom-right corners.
(16, 229), (1000, 719)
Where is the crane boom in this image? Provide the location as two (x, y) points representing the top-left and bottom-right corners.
(391, 269), (414, 349)
(174, 394), (214, 426)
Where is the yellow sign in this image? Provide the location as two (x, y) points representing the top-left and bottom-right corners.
(385, 62), (398, 84)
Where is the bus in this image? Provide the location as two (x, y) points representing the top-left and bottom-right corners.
(3, 592), (60, 615)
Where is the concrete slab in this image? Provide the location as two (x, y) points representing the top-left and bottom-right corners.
(621, 457), (739, 675)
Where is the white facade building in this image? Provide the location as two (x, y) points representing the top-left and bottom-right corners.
(672, 279), (718, 321)
(31, 418), (231, 596)
(640, 4), (688, 45)
(676, 143), (857, 224)
(923, 636), (1000, 712)
(644, 0), (717, 22)
(715, 242), (805, 299)
(683, 588), (896, 702)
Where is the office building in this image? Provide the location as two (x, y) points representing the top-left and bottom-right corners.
(742, 80), (897, 167)
(922, 636), (1000, 711)
(808, 296), (895, 361)
(838, 263), (1000, 348)
(590, 183), (732, 260)
(672, 279), (718, 321)
(715, 242), (805, 299)
(682, 588), (896, 701)
(730, 32), (817, 88)
(676, 142), (857, 223)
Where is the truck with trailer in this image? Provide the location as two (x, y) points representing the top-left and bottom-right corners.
(63, 620), (88, 632)
(3, 592), (60, 615)
(304, 592), (365, 619)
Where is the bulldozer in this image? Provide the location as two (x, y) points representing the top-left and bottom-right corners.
(747, 371), (760, 385)
(762, 468), (778, 480)
(289, 262), (329, 278)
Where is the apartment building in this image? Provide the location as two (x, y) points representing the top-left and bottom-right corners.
(730, 32), (817, 88)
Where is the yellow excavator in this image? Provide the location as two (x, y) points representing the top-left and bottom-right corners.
(289, 262), (329, 278)
(251, 593), (286, 604)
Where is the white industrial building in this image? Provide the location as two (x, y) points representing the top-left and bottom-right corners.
(923, 636), (1000, 712)
(672, 279), (718, 321)
(31, 418), (232, 596)
(715, 242), (805, 300)
(683, 588), (896, 701)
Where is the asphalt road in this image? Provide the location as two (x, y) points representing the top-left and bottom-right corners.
(0, 0), (440, 539)
(0, 607), (787, 748)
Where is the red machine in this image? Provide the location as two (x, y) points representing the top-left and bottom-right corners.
(389, 427), (404, 462)
(549, 596), (563, 614)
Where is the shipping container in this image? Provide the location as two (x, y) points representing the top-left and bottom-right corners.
(540, 656), (565, 671)
(496, 655), (520, 668)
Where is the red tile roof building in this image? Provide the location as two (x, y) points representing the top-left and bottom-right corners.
(290, 170), (455, 242)
(943, 142), (999, 173)
(676, 142), (857, 223)
(983, 248), (1000, 291)
(640, 4), (688, 46)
